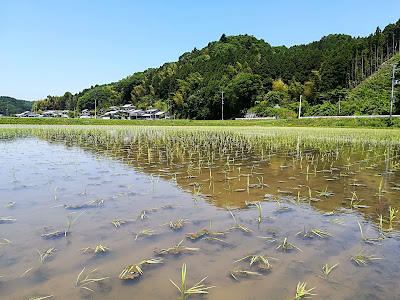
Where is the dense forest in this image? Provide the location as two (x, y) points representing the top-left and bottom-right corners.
(32, 19), (400, 119)
(0, 96), (33, 115)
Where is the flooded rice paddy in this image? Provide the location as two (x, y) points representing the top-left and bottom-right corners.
(1, 125), (400, 299)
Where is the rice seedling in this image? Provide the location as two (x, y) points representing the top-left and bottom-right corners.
(28, 296), (54, 300)
(357, 221), (382, 244)
(139, 210), (149, 219)
(110, 219), (133, 228)
(135, 229), (156, 240)
(229, 268), (263, 281)
(295, 282), (316, 299)
(348, 191), (369, 209)
(37, 247), (57, 264)
(4, 201), (16, 208)
(20, 267), (35, 278)
(203, 218), (228, 243)
(155, 240), (199, 255)
(74, 268), (109, 293)
(41, 231), (65, 239)
(273, 201), (293, 213)
(228, 211), (252, 233)
(64, 199), (103, 209)
(296, 227), (332, 239)
(388, 206), (398, 230)
(316, 187), (334, 198)
(66, 212), (84, 241)
(119, 258), (164, 280)
(311, 229), (332, 238)
(170, 263), (215, 299)
(319, 263), (339, 279)
(119, 265), (143, 280)
(0, 238), (11, 245)
(326, 218), (346, 226)
(0, 216), (16, 223)
(377, 213), (385, 236)
(351, 247), (381, 266)
(186, 229), (211, 240)
(254, 202), (267, 223)
(276, 238), (302, 252)
(79, 244), (110, 253)
(234, 254), (277, 270)
(376, 177), (384, 198)
(163, 219), (186, 229)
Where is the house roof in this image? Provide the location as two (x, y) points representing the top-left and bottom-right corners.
(155, 111), (168, 115)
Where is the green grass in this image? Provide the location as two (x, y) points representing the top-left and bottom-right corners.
(2, 116), (400, 128)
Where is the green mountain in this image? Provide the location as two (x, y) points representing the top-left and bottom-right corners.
(0, 96), (33, 115)
(346, 53), (400, 115)
(33, 19), (400, 119)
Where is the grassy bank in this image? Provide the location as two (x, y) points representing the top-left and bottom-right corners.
(1, 117), (400, 128)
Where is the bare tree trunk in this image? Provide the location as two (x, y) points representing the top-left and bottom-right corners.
(387, 41), (389, 60)
(361, 54), (364, 78)
(355, 52), (358, 82)
(370, 51), (373, 75)
(393, 33), (395, 56)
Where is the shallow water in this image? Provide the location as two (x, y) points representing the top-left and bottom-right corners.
(1, 127), (400, 300)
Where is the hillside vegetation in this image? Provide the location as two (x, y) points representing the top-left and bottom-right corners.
(0, 96), (33, 115)
(32, 19), (400, 119)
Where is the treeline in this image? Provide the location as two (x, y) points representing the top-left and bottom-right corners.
(33, 19), (400, 119)
(0, 96), (33, 115)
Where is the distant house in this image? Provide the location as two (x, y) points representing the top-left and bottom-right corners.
(109, 106), (120, 111)
(121, 104), (136, 111)
(145, 108), (159, 115)
(100, 111), (121, 119)
(80, 109), (91, 118)
(129, 110), (146, 119)
(15, 111), (38, 118)
(43, 110), (60, 118)
(128, 109), (170, 120)
(154, 111), (170, 119)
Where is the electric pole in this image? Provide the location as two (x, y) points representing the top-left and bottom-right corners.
(221, 91), (224, 121)
(298, 95), (302, 118)
(94, 99), (97, 119)
(390, 64), (396, 120)
(338, 95), (341, 116)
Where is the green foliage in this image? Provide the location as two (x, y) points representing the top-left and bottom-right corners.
(0, 96), (33, 115)
(30, 18), (400, 119)
(347, 53), (400, 115)
(304, 101), (338, 116)
(77, 86), (117, 112)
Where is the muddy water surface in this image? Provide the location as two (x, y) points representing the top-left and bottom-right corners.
(1, 127), (400, 300)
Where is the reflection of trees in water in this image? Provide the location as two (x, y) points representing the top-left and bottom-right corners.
(2, 126), (400, 229)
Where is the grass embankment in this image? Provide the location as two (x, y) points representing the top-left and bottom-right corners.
(1, 117), (400, 128)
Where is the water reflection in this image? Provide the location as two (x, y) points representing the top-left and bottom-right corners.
(1, 127), (400, 299)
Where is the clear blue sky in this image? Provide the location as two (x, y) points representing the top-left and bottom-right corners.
(1, 0), (399, 101)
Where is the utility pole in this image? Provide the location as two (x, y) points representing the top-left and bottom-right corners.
(390, 64), (396, 120)
(298, 95), (302, 118)
(338, 95), (341, 116)
(220, 91), (224, 121)
(94, 99), (97, 119)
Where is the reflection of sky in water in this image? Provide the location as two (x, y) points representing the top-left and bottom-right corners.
(0, 133), (400, 299)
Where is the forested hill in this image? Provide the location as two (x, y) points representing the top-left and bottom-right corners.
(0, 96), (33, 115)
(33, 18), (400, 119)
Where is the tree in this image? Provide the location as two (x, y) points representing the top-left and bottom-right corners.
(225, 73), (263, 117)
(220, 33), (227, 43)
